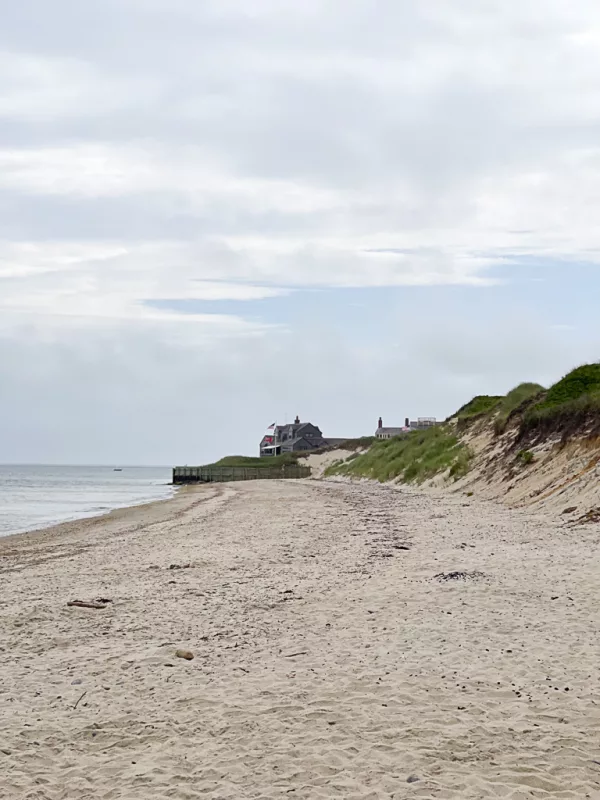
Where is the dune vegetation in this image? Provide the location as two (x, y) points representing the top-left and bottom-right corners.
(324, 363), (600, 486)
(520, 364), (600, 439)
(451, 395), (507, 434)
(452, 395), (503, 423)
(493, 383), (545, 434)
(324, 425), (471, 484)
(205, 453), (300, 469)
(447, 365), (600, 442)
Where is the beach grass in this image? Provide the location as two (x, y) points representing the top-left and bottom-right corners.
(452, 395), (504, 423)
(520, 364), (600, 439)
(494, 383), (545, 434)
(325, 425), (471, 484)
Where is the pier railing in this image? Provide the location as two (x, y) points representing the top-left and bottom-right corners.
(172, 465), (312, 484)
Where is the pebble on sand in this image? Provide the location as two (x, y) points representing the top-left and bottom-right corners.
(175, 649), (195, 661)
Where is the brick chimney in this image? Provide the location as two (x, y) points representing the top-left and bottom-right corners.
(294, 415), (300, 424)
(378, 417), (383, 429)
(405, 417), (410, 428)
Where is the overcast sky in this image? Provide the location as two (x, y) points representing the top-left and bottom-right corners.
(1, 1), (599, 464)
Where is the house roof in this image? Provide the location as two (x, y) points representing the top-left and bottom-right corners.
(293, 436), (323, 447)
(283, 435), (327, 448)
(377, 427), (410, 435)
(277, 422), (320, 434)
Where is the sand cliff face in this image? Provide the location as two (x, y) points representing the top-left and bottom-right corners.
(303, 448), (370, 479)
(451, 415), (600, 522)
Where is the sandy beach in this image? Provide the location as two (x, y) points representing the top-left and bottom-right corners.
(1, 479), (600, 799)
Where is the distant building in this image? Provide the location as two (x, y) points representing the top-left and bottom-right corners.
(409, 417), (438, 429)
(260, 416), (343, 457)
(375, 416), (410, 440)
(375, 416), (438, 440)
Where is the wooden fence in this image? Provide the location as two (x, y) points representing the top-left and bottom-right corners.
(172, 465), (312, 484)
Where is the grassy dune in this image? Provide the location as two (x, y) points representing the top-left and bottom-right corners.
(521, 364), (600, 438)
(325, 426), (471, 484)
(494, 383), (545, 434)
(452, 395), (503, 422)
(325, 362), (600, 486)
(449, 365), (600, 441)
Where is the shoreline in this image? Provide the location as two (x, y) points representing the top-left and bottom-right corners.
(0, 464), (176, 543)
(0, 483), (197, 551)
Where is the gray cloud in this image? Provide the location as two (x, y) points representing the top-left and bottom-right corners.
(1, 0), (600, 461)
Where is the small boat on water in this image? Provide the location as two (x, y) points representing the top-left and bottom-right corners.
(113, 468), (123, 472)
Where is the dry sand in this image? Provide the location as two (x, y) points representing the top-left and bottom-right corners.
(303, 449), (363, 479)
(2, 480), (600, 799)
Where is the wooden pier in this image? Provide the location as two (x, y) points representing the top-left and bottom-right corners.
(172, 465), (312, 484)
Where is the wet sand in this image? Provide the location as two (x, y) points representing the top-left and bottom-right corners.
(1, 479), (600, 799)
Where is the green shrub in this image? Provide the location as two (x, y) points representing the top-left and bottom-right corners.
(517, 449), (535, 465)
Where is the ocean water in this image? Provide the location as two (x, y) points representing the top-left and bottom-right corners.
(0, 465), (175, 537)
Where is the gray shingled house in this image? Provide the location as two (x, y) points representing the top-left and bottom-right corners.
(260, 417), (343, 457)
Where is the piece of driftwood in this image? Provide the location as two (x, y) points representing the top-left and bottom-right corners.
(67, 600), (108, 610)
(284, 651), (308, 658)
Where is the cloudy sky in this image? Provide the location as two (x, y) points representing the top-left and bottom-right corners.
(1, 0), (599, 464)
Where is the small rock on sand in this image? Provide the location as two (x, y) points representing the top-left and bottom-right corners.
(175, 649), (194, 661)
